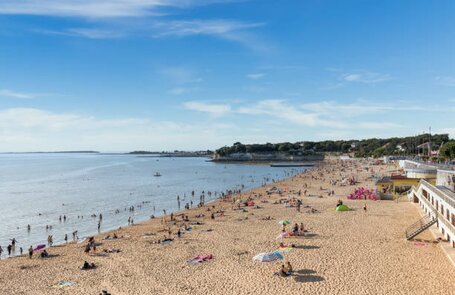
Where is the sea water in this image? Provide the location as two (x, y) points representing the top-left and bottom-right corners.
(0, 153), (305, 254)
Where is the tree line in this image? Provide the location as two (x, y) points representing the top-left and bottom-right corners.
(216, 134), (451, 158)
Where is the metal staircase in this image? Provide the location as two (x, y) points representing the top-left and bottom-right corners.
(405, 214), (437, 240)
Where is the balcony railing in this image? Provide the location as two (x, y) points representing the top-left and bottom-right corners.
(414, 181), (455, 235)
(420, 180), (455, 208)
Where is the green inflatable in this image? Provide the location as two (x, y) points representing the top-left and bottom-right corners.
(336, 204), (350, 211)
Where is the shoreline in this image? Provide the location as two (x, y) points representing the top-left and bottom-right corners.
(1, 159), (455, 294)
(0, 165), (307, 261)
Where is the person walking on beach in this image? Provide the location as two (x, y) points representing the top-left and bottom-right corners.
(28, 246), (33, 259)
(64, 234), (68, 243)
(20, 247), (23, 256)
(363, 204), (367, 212)
(84, 243), (91, 254)
(177, 195), (181, 210)
(0, 246), (3, 258)
(7, 244), (12, 256)
(98, 221), (101, 232)
(10, 238), (17, 248)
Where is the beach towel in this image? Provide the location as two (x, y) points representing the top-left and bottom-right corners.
(187, 254), (213, 264)
(33, 244), (45, 251)
(53, 281), (77, 288)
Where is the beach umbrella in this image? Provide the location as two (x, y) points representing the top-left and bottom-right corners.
(253, 251), (284, 262)
(278, 220), (290, 225)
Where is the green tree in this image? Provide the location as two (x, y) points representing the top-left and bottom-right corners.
(440, 141), (455, 159)
(372, 147), (386, 158)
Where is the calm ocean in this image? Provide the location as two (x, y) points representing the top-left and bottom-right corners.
(0, 153), (304, 255)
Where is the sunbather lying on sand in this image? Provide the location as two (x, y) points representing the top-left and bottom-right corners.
(80, 261), (96, 270)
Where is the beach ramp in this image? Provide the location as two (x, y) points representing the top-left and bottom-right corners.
(405, 215), (437, 240)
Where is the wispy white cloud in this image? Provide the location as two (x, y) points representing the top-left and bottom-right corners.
(168, 87), (190, 95)
(357, 122), (401, 129)
(0, 89), (36, 99)
(0, 89), (60, 99)
(183, 99), (411, 131)
(237, 99), (328, 127)
(3, 0), (265, 49)
(0, 0), (239, 18)
(34, 28), (125, 39)
(435, 76), (455, 87)
(153, 19), (266, 50)
(183, 101), (231, 115)
(0, 107), (238, 152)
(246, 73), (265, 80)
(340, 71), (391, 84)
(160, 67), (202, 84)
(154, 19), (263, 37)
(66, 28), (125, 39)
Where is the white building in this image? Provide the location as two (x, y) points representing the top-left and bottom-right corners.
(408, 164), (455, 247)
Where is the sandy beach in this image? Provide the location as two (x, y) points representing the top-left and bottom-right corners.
(1, 159), (454, 295)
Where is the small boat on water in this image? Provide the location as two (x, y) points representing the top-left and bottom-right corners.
(154, 172), (161, 177)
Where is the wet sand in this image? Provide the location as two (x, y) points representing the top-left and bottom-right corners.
(1, 159), (454, 295)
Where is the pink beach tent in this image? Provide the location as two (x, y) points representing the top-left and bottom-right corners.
(347, 187), (378, 201)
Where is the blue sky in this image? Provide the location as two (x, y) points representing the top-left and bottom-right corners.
(0, 0), (454, 152)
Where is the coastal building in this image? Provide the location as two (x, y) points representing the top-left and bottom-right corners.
(375, 160), (437, 199)
(407, 162), (455, 247)
(376, 174), (436, 199)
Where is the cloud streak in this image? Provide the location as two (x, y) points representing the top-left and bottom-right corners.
(154, 19), (263, 37)
(2, 0), (264, 49)
(246, 73), (265, 80)
(183, 99), (405, 130)
(0, 89), (36, 99)
(183, 101), (231, 115)
(0, 0), (239, 18)
(0, 89), (59, 99)
(0, 107), (238, 152)
(341, 72), (391, 84)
